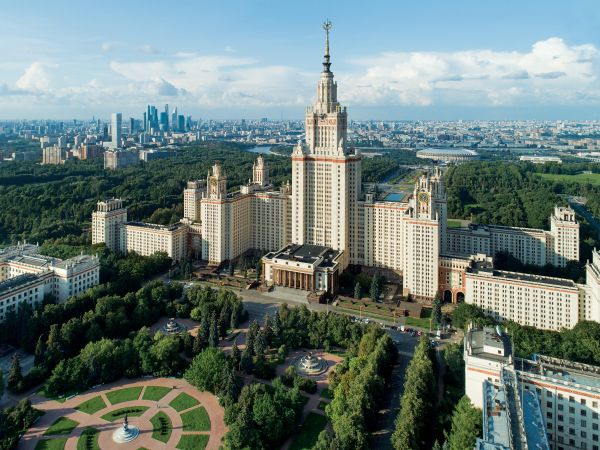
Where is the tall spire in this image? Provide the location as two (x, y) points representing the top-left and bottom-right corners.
(322, 20), (332, 73)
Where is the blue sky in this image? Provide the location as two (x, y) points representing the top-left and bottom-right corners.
(1, 0), (599, 120)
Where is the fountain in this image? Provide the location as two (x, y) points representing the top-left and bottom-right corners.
(294, 351), (327, 376)
(162, 317), (186, 335)
(112, 414), (139, 444)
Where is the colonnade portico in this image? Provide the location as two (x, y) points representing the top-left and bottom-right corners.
(273, 268), (315, 291)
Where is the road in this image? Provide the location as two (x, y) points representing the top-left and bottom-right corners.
(566, 197), (600, 239)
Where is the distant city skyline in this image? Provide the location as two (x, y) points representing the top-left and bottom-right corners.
(1, 0), (599, 120)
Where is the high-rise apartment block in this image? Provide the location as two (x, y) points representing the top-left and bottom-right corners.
(92, 199), (128, 252)
(110, 112), (122, 148)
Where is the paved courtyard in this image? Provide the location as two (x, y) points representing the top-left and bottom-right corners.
(18, 377), (226, 450)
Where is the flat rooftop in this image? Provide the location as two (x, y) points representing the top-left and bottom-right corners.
(125, 221), (185, 231)
(467, 268), (577, 289)
(520, 355), (600, 393)
(265, 244), (341, 268)
(0, 274), (40, 296)
(467, 327), (511, 363)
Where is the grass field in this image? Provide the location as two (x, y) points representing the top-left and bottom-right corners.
(404, 308), (432, 329)
(37, 387), (74, 403)
(169, 393), (200, 412)
(447, 219), (464, 228)
(142, 386), (171, 401)
(537, 172), (600, 186)
(76, 396), (106, 415)
(289, 412), (328, 450)
(100, 406), (149, 422)
(180, 406), (211, 432)
(176, 434), (209, 450)
(76, 428), (100, 450)
(106, 386), (143, 404)
(34, 438), (68, 450)
(44, 417), (79, 436)
(150, 411), (172, 443)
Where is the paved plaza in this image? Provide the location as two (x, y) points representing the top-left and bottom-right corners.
(18, 377), (226, 450)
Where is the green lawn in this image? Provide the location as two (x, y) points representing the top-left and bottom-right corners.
(76, 428), (100, 450)
(37, 387), (75, 403)
(106, 386), (143, 404)
(169, 393), (200, 412)
(289, 412), (328, 450)
(150, 411), (172, 443)
(44, 417), (79, 436)
(447, 219), (464, 229)
(34, 438), (68, 450)
(142, 386), (171, 401)
(180, 406), (211, 432)
(537, 172), (600, 186)
(404, 308), (432, 329)
(76, 396), (106, 415)
(100, 406), (149, 422)
(176, 434), (209, 450)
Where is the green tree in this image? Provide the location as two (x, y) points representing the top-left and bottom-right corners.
(208, 314), (219, 348)
(184, 347), (228, 393)
(231, 341), (241, 370)
(432, 293), (442, 326)
(255, 258), (262, 281)
(370, 274), (381, 301)
(446, 396), (482, 450)
(354, 282), (362, 299)
(0, 370), (4, 399)
(7, 354), (23, 393)
(34, 335), (47, 367)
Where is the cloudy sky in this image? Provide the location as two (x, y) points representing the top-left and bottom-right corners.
(1, 0), (599, 120)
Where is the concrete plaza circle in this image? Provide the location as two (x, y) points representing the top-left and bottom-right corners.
(18, 377), (226, 450)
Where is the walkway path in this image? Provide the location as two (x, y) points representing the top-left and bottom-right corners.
(18, 377), (226, 450)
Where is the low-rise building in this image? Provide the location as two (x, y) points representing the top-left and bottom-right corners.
(0, 243), (100, 321)
(262, 244), (342, 294)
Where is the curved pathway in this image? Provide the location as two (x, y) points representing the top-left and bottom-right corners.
(18, 377), (226, 450)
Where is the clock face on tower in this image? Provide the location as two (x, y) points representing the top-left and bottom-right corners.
(418, 192), (430, 203)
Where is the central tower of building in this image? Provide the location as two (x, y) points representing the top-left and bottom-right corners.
(291, 21), (361, 267)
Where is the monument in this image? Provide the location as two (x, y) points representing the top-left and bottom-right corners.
(162, 317), (186, 335)
(112, 414), (140, 444)
(295, 351), (327, 376)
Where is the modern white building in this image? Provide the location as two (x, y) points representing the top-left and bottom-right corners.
(0, 243), (100, 321)
(466, 326), (600, 450)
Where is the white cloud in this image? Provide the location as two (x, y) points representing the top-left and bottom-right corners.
(4, 37), (600, 115)
(141, 44), (159, 55)
(343, 37), (599, 107)
(16, 62), (56, 91)
(101, 41), (122, 52)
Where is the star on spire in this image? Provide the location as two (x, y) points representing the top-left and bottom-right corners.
(322, 20), (333, 73)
